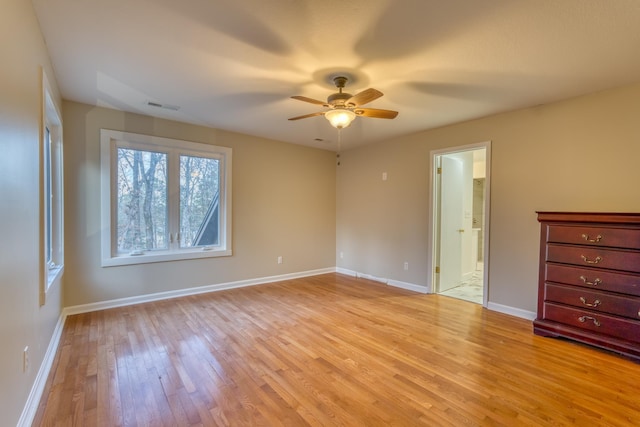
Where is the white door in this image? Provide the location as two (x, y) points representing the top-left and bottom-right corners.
(438, 155), (464, 292)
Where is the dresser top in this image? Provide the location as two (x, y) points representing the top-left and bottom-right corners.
(537, 212), (640, 224)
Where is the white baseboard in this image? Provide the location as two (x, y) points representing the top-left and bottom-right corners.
(17, 312), (67, 427)
(387, 279), (429, 294)
(64, 267), (335, 316)
(336, 268), (428, 294)
(335, 267), (356, 276)
(487, 302), (536, 320)
(338, 269), (391, 285)
(355, 272), (388, 284)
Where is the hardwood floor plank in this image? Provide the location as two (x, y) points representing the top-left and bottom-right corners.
(34, 273), (640, 426)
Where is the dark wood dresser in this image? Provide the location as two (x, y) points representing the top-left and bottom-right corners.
(534, 212), (640, 360)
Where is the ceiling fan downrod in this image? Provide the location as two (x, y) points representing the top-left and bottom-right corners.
(328, 76), (352, 106)
(333, 76), (348, 91)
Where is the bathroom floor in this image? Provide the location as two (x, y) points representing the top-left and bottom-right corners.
(438, 263), (484, 304)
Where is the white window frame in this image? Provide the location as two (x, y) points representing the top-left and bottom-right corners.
(41, 69), (64, 305)
(100, 129), (232, 267)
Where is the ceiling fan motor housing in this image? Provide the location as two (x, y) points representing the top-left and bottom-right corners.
(327, 92), (353, 106)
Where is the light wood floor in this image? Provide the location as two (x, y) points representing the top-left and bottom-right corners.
(34, 273), (640, 426)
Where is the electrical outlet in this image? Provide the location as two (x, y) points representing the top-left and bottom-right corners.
(277, 256), (283, 264)
(404, 262), (409, 271)
(23, 346), (29, 372)
(340, 251), (344, 259)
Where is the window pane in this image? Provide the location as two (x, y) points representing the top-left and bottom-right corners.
(44, 127), (53, 264)
(180, 155), (220, 248)
(116, 148), (168, 253)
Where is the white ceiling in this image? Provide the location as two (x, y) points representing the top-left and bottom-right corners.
(32, 0), (640, 151)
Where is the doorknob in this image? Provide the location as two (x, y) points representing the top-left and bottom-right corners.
(457, 229), (465, 233)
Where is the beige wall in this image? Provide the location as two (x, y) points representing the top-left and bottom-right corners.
(0, 0), (64, 424)
(63, 102), (336, 307)
(337, 82), (640, 313)
(7, 2), (640, 420)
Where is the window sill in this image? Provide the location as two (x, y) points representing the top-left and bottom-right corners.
(101, 248), (232, 267)
(46, 264), (64, 292)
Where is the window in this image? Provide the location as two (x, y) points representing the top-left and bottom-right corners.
(45, 126), (53, 264)
(100, 130), (232, 266)
(41, 69), (64, 304)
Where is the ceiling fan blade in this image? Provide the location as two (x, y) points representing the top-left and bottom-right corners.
(288, 111), (325, 121)
(354, 108), (398, 119)
(291, 95), (328, 106)
(346, 88), (383, 107)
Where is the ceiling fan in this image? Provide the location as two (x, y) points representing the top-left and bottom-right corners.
(288, 76), (398, 129)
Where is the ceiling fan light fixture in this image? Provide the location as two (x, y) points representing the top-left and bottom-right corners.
(325, 108), (356, 129)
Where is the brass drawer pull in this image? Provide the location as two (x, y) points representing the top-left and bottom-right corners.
(579, 297), (601, 307)
(581, 233), (602, 243)
(578, 276), (602, 286)
(578, 315), (601, 327)
(581, 255), (602, 264)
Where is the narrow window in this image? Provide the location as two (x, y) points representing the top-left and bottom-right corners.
(41, 69), (64, 304)
(44, 126), (53, 265)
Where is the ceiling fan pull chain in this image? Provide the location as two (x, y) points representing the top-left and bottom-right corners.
(337, 129), (342, 166)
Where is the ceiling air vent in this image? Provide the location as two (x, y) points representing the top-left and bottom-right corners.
(146, 101), (180, 111)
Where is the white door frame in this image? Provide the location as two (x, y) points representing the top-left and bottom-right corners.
(427, 141), (491, 307)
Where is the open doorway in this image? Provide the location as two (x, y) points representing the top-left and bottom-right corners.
(429, 142), (490, 306)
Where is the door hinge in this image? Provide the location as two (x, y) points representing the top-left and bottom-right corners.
(435, 266), (440, 274)
(437, 167), (442, 174)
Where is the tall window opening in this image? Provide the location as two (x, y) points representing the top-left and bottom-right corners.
(41, 70), (64, 304)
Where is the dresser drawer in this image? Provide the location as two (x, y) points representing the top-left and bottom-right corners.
(544, 283), (640, 319)
(546, 244), (640, 274)
(547, 225), (640, 249)
(542, 302), (640, 342)
(545, 264), (640, 296)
